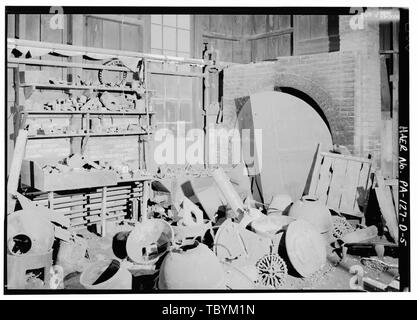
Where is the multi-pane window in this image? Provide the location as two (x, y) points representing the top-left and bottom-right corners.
(150, 15), (193, 135)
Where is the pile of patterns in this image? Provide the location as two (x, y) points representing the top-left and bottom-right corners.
(25, 92), (145, 113)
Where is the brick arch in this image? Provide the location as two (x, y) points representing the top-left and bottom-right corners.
(271, 73), (347, 145)
(235, 72), (351, 146)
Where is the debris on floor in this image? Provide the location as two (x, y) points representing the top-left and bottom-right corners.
(7, 157), (400, 291)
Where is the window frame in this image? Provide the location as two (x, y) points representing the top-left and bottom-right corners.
(148, 15), (196, 135)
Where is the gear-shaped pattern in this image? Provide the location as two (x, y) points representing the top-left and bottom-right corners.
(256, 253), (288, 288)
(98, 59), (128, 87)
(332, 216), (355, 239)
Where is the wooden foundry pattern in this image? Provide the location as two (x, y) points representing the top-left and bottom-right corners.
(308, 149), (373, 217)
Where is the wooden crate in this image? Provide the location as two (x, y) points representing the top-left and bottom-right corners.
(21, 159), (119, 192)
(307, 148), (373, 218)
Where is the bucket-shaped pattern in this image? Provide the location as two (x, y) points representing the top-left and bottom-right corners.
(80, 259), (132, 290)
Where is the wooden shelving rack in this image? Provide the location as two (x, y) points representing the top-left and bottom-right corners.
(7, 38), (211, 235)
(8, 39), (157, 235)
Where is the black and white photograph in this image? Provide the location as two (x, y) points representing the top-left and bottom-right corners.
(3, 4), (410, 295)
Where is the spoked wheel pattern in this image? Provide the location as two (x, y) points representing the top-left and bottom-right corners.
(256, 253), (288, 288)
(332, 216), (355, 239)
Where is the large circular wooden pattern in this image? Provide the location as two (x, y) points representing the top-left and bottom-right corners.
(285, 220), (327, 277)
(236, 91), (333, 203)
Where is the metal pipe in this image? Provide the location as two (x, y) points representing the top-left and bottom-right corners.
(8, 57), (131, 71)
(8, 38), (207, 66)
(150, 70), (204, 78)
(8, 58), (205, 79)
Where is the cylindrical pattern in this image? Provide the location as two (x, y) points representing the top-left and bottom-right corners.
(212, 168), (244, 216)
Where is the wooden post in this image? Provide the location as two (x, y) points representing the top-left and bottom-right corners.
(8, 15), (26, 214)
(131, 197), (139, 222)
(141, 181), (149, 220)
(48, 191), (54, 210)
(143, 58), (150, 171)
(69, 14), (84, 155)
(101, 186), (108, 237)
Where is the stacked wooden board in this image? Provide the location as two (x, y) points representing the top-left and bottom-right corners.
(28, 182), (143, 230)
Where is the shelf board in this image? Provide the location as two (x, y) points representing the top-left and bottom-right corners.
(117, 176), (153, 183)
(21, 83), (140, 92)
(90, 132), (148, 137)
(22, 110), (155, 115)
(28, 131), (149, 139)
(28, 133), (86, 139)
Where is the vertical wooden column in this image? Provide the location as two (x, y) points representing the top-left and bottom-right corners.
(13, 65), (22, 140)
(100, 186), (108, 237)
(8, 49), (27, 213)
(131, 188), (139, 222)
(141, 181), (149, 220)
(143, 58), (150, 171)
(140, 16), (152, 222)
(192, 16), (204, 166)
(68, 14), (84, 155)
(48, 191), (54, 210)
(8, 15), (24, 214)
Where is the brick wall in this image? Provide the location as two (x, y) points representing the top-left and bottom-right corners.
(25, 139), (71, 160)
(340, 11), (382, 163)
(221, 51), (356, 151)
(220, 12), (382, 164)
(84, 136), (140, 163)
